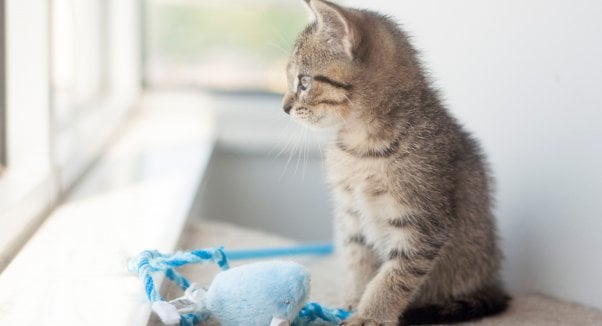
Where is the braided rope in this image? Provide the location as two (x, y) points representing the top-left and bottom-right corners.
(294, 302), (351, 326)
(129, 248), (228, 302)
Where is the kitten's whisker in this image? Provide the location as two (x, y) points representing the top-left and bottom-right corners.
(264, 42), (290, 56)
(293, 126), (304, 177)
(270, 117), (295, 158)
(264, 20), (294, 56)
(343, 94), (355, 107)
(273, 133), (296, 161)
(273, 116), (305, 161)
(266, 22), (292, 48)
(337, 110), (347, 124)
(316, 132), (326, 158)
(280, 123), (303, 180)
(335, 108), (348, 126)
(296, 124), (310, 178)
(302, 128), (310, 180)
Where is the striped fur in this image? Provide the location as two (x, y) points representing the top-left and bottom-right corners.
(282, 1), (509, 325)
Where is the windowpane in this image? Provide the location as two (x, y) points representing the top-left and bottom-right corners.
(0, 0), (53, 271)
(0, 0), (6, 169)
(144, 0), (306, 92)
(52, 0), (107, 130)
(51, 0), (114, 187)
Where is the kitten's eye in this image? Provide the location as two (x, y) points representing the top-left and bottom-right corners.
(298, 75), (311, 91)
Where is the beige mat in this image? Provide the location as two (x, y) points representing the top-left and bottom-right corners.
(150, 220), (602, 326)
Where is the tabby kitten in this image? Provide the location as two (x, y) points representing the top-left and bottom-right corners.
(282, 1), (509, 325)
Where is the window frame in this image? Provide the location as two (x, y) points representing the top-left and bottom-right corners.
(0, 0), (6, 169)
(0, 0), (140, 271)
(51, 0), (115, 189)
(0, 0), (55, 271)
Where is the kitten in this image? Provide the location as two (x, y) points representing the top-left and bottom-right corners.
(282, 1), (510, 325)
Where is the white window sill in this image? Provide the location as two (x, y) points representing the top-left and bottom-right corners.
(0, 170), (56, 270)
(0, 91), (216, 326)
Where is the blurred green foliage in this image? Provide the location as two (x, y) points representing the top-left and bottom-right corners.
(148, 1), (307, 63)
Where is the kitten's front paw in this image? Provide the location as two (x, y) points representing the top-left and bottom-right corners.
(340, 315), (386, 326)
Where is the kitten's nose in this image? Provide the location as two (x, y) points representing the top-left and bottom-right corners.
(282, 93), (294, 115)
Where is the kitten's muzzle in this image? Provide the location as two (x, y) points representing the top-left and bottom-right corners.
(282, 92), (294, 114)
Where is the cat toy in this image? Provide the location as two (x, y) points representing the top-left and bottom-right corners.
(128, 245), (350, 326)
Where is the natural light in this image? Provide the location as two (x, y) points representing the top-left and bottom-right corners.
(1, 1), (601, 326)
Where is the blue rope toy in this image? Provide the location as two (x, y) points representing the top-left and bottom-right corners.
(129, 245), (350, 326)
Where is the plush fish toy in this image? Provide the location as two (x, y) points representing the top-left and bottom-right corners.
(129, 247), (350, 326)
(205, 261), (310, 326)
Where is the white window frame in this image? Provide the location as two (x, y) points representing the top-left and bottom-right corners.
(0, 0), (6, 170)
(0, 0), (140, 271)
(51, 0), (139, 190)
(0, 0), (55, 271)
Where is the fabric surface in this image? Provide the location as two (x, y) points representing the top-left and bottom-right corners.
(148, 220), (602, 326)
(206, 261), (310, 326)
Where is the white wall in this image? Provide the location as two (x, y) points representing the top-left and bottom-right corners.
(345, 0), (602, 309)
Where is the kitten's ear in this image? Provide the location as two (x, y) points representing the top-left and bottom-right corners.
(304, 0), (359, 58)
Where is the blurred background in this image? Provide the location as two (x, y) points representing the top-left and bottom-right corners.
(0, 0), (601, 321)
(145, 0), (305, 91)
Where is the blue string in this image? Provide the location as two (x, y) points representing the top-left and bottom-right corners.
(226, 243), (334, 260)
(180, 313), (199, 326)
(129, 247), (228, 302)
(165, 268), (190, 291)
(294, 302), (351, 326)
(129, 244), (349, 325)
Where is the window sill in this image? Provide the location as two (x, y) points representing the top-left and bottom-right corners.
(0, 170), (56, 270)
(0, 91), (216, 325)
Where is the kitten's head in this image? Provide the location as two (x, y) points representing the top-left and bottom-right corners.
(282, 0), (362, 129)
(282, 0), (411, 130)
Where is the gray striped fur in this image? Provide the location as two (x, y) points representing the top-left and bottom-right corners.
(283, 1), (509, 325)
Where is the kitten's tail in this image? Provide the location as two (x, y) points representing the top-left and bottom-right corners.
(401, 287), (511, 325)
